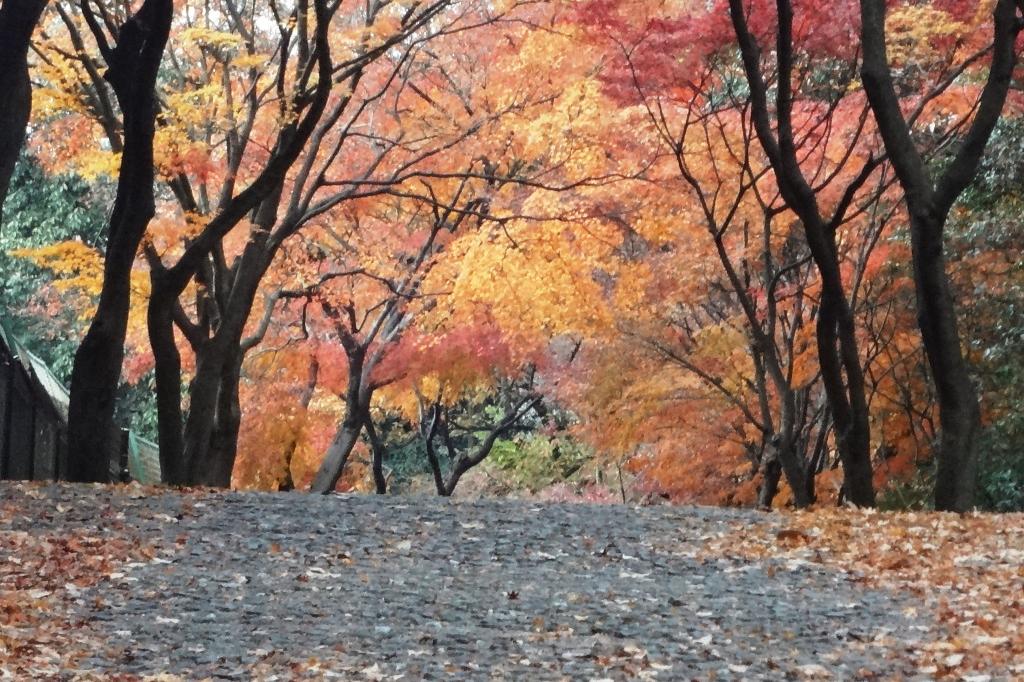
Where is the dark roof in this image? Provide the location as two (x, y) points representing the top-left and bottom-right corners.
(0, 317), (69, 421)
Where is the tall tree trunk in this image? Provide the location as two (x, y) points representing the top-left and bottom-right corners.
(859, 0), (1021, 510)
(912, 214), (982, 511)
(147, 277), (187, 484)
(179, 341), (224, 480)
(818, 286), (875, 506)
(177, 200), (282, 485)
(0, 0), (47, 228)
(177, 336), (243, 487)
(66, 0), (172, 482)
(198, 349), (243, 487)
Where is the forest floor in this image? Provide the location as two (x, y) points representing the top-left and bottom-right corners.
(0, 482), (1021, 680)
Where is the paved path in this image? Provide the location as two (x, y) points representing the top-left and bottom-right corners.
(0, 484), (938, 679)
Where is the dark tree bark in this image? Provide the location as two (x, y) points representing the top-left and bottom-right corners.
(181, 263), (263, 485)
(145, 0), (336, 485)
(859, 0), (1022, 511)
(728, 0), (876, 506)
(65, 0), (172, 482)
(364, 417), (387, 494)
(0, 0), (47, 229)
(147, 284), (187, 485)
(757, 437), (783, 509)
(309, 334), (370, 493)
(191, 346), (242, 487)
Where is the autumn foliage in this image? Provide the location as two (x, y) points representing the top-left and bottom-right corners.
(1, 0), (1022, 510)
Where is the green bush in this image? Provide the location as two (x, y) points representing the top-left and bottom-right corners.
(878, 462), (935, 512)
(977, 420), (1024, 512)
(489, 434), (593, 492)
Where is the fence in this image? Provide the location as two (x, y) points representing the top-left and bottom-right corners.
(0, 317), (160, 484)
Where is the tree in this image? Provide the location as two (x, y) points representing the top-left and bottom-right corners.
(306, 175), (499, 494)
(141, 0), (551, 487)
(571, 0), (896, 505)
(141, 0), (342, 486)
(0, 0), (48, 227)
(369, 308), (545, 497)
(64, 0), (172, 482)
(859, 0), (1024, 511)
(419, 377), (541, 497)
(724, 0), (878, 506)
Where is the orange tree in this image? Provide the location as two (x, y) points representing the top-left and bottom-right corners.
(31, 0), (552, 485)
(564, 0), (1021, 507)
(147, 0), (588, 488)
(570, 0), (881, 505)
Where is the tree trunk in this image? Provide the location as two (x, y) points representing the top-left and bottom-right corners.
(821, 287), (876, 507)
(180, 341), (226, 481)
(309, 349), (367, 494)
(805, 415), (831, 502)
(912, 214), (982, 511)
(67, 286), (134, 482)
(175, 235), (271, 485)
(0, 0), (47, 228)
(423, 405), (447, 496)
(66, 0), (172, 482)
(309, 417), (364, 494)
(758, 455), (782, 509)
(198, 350), (243, 487)
(364, 417), (387, 494)
(148, 282), (186, 484)
(858, 0), (1019, 511)
(776, 384), (812, 508)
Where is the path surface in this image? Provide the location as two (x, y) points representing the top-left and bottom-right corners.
(0, 483), (957, 679)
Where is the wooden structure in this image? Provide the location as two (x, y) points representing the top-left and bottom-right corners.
(0, 318), (69, 480)
(0, 317), (160, 484)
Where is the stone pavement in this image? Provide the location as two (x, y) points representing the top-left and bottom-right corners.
(0, 484), (940, 679)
